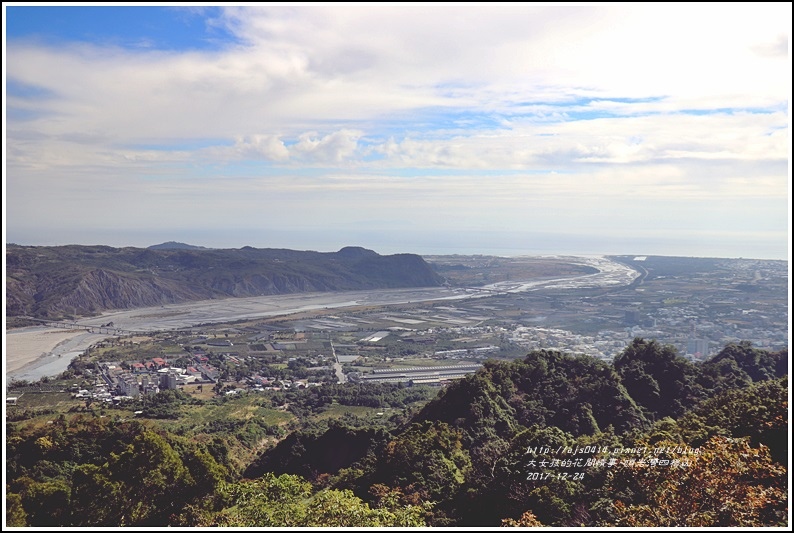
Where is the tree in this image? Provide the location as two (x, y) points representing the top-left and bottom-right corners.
(214, 473), (427, 527)
(376, 421), (471, 503)
(75, 429), (196, 525)
(307, 488), (425, 527)
(675, 376), (788, 464)
(216, 473), (312, 526)
(606, 436), (787, 527)
(5, 489), (28, 527)
(502, 510), (543, 527)
(613, 338), (704, 420)
(69, 463), (124, 526)
(15, 477), (71, 526)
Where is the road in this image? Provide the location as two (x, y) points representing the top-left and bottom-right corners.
(330, 341), (347, 384)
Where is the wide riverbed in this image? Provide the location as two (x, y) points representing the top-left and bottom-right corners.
(5, 255), (638, 382)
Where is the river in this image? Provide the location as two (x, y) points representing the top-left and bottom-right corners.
(5, 255), (638, 382)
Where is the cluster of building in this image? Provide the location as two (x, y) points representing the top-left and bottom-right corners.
(504, 323), (746, 362)
(246, 374), (322, 391)
(349, 363), (483, 385)
(90, 354), (222, 400)
(508, 326), (630, 361)
(649, 303), (787, 354)
(433, 345), (500, 359)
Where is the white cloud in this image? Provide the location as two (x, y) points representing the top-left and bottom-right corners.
(4, 4), (790, 258)
(233, 134), (290, 161)
(292, 129), (362, 163)
(8, 4), (789, 141)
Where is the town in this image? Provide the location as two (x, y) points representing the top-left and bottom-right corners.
(44, 254), (786, 406)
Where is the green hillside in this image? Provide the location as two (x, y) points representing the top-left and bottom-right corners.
(5, 339), (788, 527)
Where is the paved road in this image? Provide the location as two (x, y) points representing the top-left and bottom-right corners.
(330, 341), (347, 384)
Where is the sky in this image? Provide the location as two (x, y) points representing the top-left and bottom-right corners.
(2, 3), (791, 260)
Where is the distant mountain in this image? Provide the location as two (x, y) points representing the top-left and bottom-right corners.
(147, 241), (211, 250)
(5, 244), (445, 319)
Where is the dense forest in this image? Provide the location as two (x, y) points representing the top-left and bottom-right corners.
(5, 339), (788, 527)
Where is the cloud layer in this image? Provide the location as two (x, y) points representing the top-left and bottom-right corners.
(4, 4), (791, 258)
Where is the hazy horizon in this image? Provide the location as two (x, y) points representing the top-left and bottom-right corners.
(4, 4), (791, 263)
(4, 230), (787, 262)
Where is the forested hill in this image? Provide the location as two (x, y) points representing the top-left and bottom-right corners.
(242, 339), (788, 527)
(5, 244), (444, 319)
(6, 340), (788, 527)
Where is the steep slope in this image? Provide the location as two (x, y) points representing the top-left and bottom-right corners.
(415, 350), (650, 440)
(5, 244), (444, 319)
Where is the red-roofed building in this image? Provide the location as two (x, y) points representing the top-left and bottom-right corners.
(152, 357), (167, 368)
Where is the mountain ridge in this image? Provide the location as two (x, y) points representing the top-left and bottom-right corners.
(5, 244), (444, 319)
(147, 241), (211, 250)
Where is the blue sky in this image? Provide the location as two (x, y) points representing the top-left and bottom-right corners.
(3, 4), (791, 259)
(5, 6), (233, 50)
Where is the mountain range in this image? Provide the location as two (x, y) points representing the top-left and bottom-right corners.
(5, 243), (444, 319)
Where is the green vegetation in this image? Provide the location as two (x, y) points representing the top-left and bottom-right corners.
(5, 339), (787, 527)
(191, 473), (428, 527)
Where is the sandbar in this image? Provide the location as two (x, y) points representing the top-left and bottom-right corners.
(6, 328), (84, 372)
